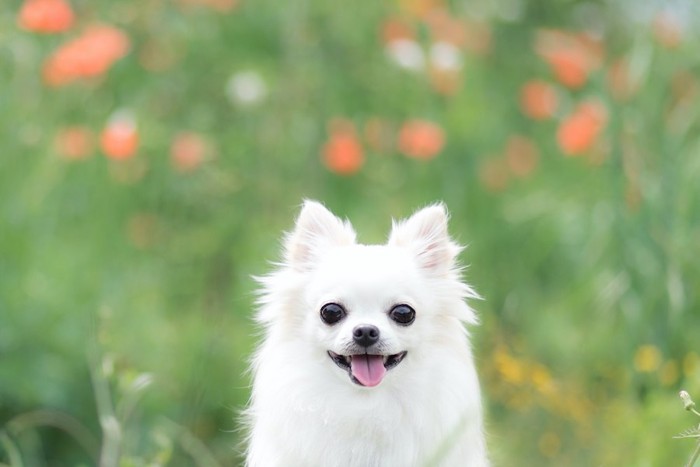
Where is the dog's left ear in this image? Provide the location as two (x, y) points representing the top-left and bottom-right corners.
(388, 203), (461, 276)
(284, 200), (356, 271)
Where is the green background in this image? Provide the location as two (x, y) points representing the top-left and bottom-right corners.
(2, 0), (700, 465)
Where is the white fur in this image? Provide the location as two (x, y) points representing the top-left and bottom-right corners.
(245, 200), (488, 467)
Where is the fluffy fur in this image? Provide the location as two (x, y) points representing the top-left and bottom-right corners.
(244, 201), (488, 467)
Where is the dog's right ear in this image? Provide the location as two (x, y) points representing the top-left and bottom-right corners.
(284, 200), (356, 271)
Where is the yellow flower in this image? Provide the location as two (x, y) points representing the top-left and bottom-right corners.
(633, 345), (661, 373)
(659, 360), (679, 386)
(684, 352), (699, 376)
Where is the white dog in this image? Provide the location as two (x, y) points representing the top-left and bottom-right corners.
(245, 201), (488, 467)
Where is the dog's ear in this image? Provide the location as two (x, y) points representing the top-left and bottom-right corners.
(285, 200), (356, 271)
(388, 203), (461, 275)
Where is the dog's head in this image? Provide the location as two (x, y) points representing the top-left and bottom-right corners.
(257, 200), (478, 388)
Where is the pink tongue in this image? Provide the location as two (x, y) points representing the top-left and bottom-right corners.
(350, 355), (386, 387)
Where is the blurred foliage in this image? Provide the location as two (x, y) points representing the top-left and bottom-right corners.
(2, 0), (700, 465)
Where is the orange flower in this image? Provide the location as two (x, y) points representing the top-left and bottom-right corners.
(399, 0), (443, 20)
(101, 113), (138, 160)
(397, 120), (445, 160)
(557, 100), (607, 156)
(535, 30), (603, 89)
(321, 121), (364, 175)
(171, 132), (210, 172)
(504, 135), (539, 177)
(653, 12), (683, 49)
(425, 12), (491, 55)
(520, 80), (558, 120)
(607, 59), (638, 101)
(43, 24), (130, 86)
(54, 126), (94, 160)
(380, 18), (415, 44)
(18, 0), (74, 34)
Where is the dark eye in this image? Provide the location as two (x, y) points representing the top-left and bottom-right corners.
(389, 304), (416, 326)
(320, 303), (346, 325)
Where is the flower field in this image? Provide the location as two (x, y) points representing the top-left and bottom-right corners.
(2, 0), (700, 465)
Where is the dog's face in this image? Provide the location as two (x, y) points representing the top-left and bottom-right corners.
(305, 245), (425, 387)
(262, 201), (477, 389)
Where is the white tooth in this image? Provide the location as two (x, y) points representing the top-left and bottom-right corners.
(383, 355), (389, 364)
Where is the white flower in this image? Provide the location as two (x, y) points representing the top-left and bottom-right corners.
(429, 41), (463, 72)
(226, 71), (267, 106)
(385, 39), (425, 72)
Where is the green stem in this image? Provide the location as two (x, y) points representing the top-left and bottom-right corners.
(687, 438), (700, 467)
(0, 432), (23, 467)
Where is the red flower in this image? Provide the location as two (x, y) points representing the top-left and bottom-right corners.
(43, 24), (130, 86)
(18, 0), (74, 34)
(397, 120), (445, 160)
(520, 80), (558, 120)
(171, 132), (210, 172)
(535, 30), (603, 89)
(101, 114), (139, 160)
(557, 100), (607, 156)
(653, 12), (683, 49)
(54, 126), (93, 160)
(321, 121), (364, 175)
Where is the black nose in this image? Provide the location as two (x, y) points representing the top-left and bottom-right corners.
(352, 325), (380, 348)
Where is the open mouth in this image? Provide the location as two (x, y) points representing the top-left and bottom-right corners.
(327, 350), (407, 387)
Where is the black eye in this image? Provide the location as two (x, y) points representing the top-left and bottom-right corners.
(389, 304), (416, 325)
(320, 303), (346, 325)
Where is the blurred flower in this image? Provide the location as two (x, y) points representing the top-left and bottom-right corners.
(43, 24), (130, 86)
(684, 352), (699, 377)
(659, 360), (679, 387)
(652, 12), (683, 48)
(633, 344), (662, 373)
(535, 30), (603, 89)
(170, 131), (211, 173)
(425, 11), (492, 55)
(321, 120), (364, 175)
(54, 126), (94, 160)
(178, 0), (239, 12)
(397, 119), (445, 159)
(461, 20), (492, 56)
(429, 68), (461, 95)
(18, 0), (74, 34)
(429, 40), (464, 95)
(430, 41), (463, 72)
(226, 71), (267, 106)
(520, 80), (558, 120)
(380, 18), (415, 44)
(101, 111), (139, 160)
(424, 10), (467, 47)
(385, 39), (425, 72)
(399, 0), (443, 19)
(479, 158), (509, 192)
(606, 59), (639, 102)
(556, 99), (607, 156)
(504, 135), (539, 178)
